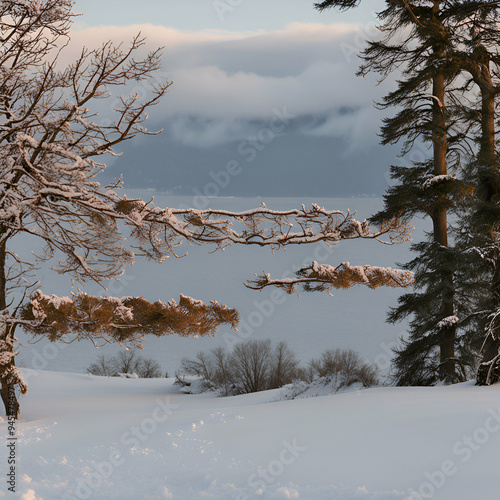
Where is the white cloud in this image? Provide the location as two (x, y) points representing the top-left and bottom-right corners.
(66, 21), (360, 50)
(58, 21), (390, 147)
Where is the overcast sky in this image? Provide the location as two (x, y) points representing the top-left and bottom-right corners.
(71, 0), (404, 198)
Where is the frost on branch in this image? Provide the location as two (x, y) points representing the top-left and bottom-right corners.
(0, 336), (27, 397)
(423, 174), (457, 189)
(436, 316), (459, 330)
(20, 291), (239, 347)
(246, 261), (414, 295)
(129, 203), (413, 260)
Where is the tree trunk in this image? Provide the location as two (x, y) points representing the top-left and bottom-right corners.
(475, 81), (500, 384)
(432, 53), (457, 381)
(0, 378), (19, 419)
(479, 85), (496, 166)
(0, 239), (20, 418)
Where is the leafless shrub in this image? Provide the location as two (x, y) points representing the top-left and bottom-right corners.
(87, 351), (163, 378)
(86, 355), (116, 377)
(177, 349), (234, 394)
(309, 348), (379, 388)
(230, 339), (272, 393)
(135, 356), (164, 379)
(178, 342), (378, 396)
(114, 351), (141, 375)
(268, 341), (301, 388)
(211, 347), (234, 396)
(179, 340), (301, 395)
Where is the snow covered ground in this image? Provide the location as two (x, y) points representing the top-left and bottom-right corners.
(15, 193), (422, 378)
(2, 370), (500, 499)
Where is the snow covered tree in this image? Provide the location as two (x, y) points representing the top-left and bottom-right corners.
(366, 1), (469, 385)
(0, 0), (414, 418)
(0, 0), (243, 418)
(381, 2), (500, 384)
(443, 3), (500, 385)
(316, 0), (500, 384)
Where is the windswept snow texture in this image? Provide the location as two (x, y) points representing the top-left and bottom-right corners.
(2, 370), (500, 499)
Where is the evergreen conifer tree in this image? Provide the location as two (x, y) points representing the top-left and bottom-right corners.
(445, 3), (500, 384)
(317, 1), (468, 384)
(316, 0), (500, 384)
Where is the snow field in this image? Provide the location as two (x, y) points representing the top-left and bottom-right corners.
(2, 370), (500, 499)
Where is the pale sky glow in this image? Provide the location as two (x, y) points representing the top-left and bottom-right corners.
(69, 0), (399, 197)
(73, 0), (384, 32)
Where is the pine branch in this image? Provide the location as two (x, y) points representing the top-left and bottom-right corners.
(18, 291), (240, 347)
(246, 261), (414, 295)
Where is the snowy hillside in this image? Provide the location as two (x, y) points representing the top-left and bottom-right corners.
(15, 193), (422, 378)
(2, 369), (499, 499)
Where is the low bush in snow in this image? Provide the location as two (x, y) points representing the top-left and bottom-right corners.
(86, 351), (165, 378)
(176, 340), (300, 396)
(308, 348), (379, 389)
(277, 378), (367, 401)
(176, 341), (379, 397)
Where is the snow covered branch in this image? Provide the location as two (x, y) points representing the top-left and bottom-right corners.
(246, 261), (414, 295)
(19, 290), (239, 348)
(0, 0), (413, 288)
(147, 204), (413, 249)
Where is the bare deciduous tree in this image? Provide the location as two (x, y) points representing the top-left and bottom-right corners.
(230, 339), (273, 394)
(179, 340), (301, 395)
(269, 340), (300, 388)
(0, 1), (412, 418)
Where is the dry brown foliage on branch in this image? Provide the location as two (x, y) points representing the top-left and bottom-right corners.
(246, 260), (415, 295)
(18, 291), (239, 347)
